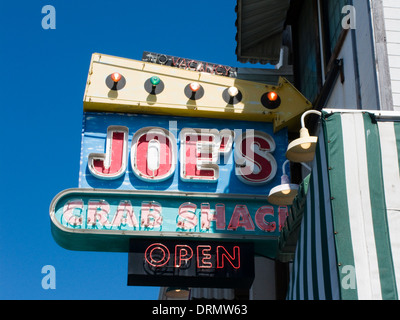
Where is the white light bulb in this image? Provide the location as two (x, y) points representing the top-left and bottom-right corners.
(189, 82), (201, 92)
(227, 86), (239, 97)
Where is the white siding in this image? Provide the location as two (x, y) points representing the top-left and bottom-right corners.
(325, 0), (380, 110)
(383, 0), (400, 110)
(325, 33), (359, 110)
(355, 0), (381, 110)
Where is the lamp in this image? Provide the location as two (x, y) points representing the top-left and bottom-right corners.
(165, 287), (190, 299)
(110, 72), (122, 83)
(185, 82), (204, 100)
(261, 91), (281, 109)
(150, 76), (161, 86)
(222, 86), (242, 104)
(227, 86), (239, 97)
(189, 82), (201, 92)
(268, 160), (299, 206)
(286, 110), (322, 163)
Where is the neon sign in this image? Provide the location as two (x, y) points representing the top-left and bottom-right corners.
(50, 188), (288, 257)
(51, 113), (289, 258)
(52, 189), (287, 233)
(80, 113), (287, 192)
(88, 125), (277, 185)
(145, 243), (240, 269)
(141, 51), (238, 78)
(128, 240), (255, 288)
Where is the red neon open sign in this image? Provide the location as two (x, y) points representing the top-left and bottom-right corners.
(128, 240), (255, 288)
(145, 243), (240, 269)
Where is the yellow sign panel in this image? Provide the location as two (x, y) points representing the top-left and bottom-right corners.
(83, 53), (311, 132)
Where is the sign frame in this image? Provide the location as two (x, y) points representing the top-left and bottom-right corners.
(50, 188), (283, 257)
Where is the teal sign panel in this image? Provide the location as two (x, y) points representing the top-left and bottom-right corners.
(50, 189), (289, 257)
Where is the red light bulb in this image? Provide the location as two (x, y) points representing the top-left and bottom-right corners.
(267, 91), (278, 102)
(111, 72), (122, 83)
(189, 82), (201, 92)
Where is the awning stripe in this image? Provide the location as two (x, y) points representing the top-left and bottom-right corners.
(378, 121), (400, 298)
(311, 172), (321, 299)
(286, 126), (340, 300)
(363, 114), (397, 299)
(316, 133), (340, 299)
(324, 113), (357, 300)
(341, 113), (382, 299)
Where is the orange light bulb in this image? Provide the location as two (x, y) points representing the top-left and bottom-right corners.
(189, 82), (201, 92)
(111, 72), (122, 83)
(267, 91), (278, 102)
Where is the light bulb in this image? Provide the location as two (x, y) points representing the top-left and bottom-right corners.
(111, 72), (122, 83)
(300, 142), (312, 150)
(189, 82), (201, 92)
(281, 189), (291, 195)
(227, 86), (239, 97)
(267, 91), (278, 101)
(150, 76), (160, 86)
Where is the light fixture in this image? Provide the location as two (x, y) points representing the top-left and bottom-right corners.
(145, 76), (164, 95)
(185, 82), (204, 100)
(261, 91), (281, 109)
(165, 287), (190, 299)
(189, 82), (201, 92)
(106, 72), (126, 90)
(268, 160), (299, 206)
(110, 72), (122, 83)
(286, 110), (322, 163)
(222, 86), (242, 104)
(227, 86), (239, 97)
(267, 91), (278, 101)
(150, 76), (161, 86)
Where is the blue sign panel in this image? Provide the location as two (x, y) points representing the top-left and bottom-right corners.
(79, 112), (288, 196)
(47, 112), (292, 257)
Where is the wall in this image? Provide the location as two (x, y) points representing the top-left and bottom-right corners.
(383, 0), (400, 110)
(325, 0), (380, 110)
(325, 32), (359, 110)
(249, 257), (276, 300)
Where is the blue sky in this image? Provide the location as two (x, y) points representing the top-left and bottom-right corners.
(0, 0), (268, 299)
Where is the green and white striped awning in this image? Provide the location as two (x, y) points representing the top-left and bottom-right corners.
(282, 110), (400, 300)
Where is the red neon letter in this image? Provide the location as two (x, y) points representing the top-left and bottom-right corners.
(227, 205), (255, 231)
(145, 243), (170, 267)
(140, 201), (162, 229)
(111, 200), (139, 228)
(177, 202), (198, 230)
(217, 246), (240, 269)
(180, 129), (219, 182)
(175, 245), (194, 267)
(197, 245), (212, 268)
(87, 200), (111, 228)
(200, 203), (226, 231)
(131, 127), (177, 182)
(234, 130), (277, 185)
(62, 199), (84, 227)
(180, 128), (233, 182)
(88, 126), (129, 180)
(255, 205), (276, 232)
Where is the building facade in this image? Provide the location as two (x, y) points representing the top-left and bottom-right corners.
(166, 0), (400, 300)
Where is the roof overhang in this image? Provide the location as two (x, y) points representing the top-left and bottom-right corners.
(235, 0), (291, 65)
